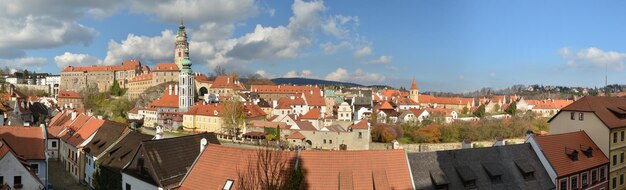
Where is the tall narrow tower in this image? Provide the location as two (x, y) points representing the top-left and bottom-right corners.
(174, 19), (189, 70)
(409, 78), (419, 103)
(179, 47), (195, 112)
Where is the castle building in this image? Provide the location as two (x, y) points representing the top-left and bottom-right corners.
(409, 78), (419, 103)
(174, 20), (189, 70)
(178, 47), (194, 112)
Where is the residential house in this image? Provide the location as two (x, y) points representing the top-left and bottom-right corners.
(527, 131), (609, 190)
(0, 126), (48, 185)
(548, 96), (626, 189)
(0, 139), (45, 190)
(58, 90), (83, 110)
(400, 108), (430, 123)
(83, 121), (127, 188)
(407, 144), (555, 189)
(58, 115), (103, 182)
(121, 133), (220, 190)
(94, 132), (153, 190)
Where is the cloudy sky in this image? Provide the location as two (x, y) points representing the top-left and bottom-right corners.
(2, 0), (626, 92)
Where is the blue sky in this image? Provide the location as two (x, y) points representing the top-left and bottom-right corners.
(2, 0), (626, 92)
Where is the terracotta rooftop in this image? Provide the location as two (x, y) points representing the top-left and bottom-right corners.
(299, 149), (413, 189)
(64, 117), (104, 147)
(533, 131), (608, 177)
(244, 103), (266, 118)
(410, 78), (419, 90)
(293, 121), (317, 131)
(249, 121), (291, 129)
(211, 75), (245, 90)
(0, 126), (46, 160)
(150, 86), (180, 108)
(300, 108), (321, 120)
(179, 145), (297, 190)
(250, 85), (321, 95)
(153, 63), (179, 72)
(348, 119), (369, 130)
(286, 131), (306, 139)
(58, 90), (82, 99)
(549, 96), (626, 129)
(129, 73), (153, 82)
(185, 103), (223, 117)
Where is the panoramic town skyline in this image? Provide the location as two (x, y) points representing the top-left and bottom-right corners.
(2, 0), (626, 92)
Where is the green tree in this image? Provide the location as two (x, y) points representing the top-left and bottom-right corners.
(505, 101), (517, 115)
(473, 104), (486, 118)
(461, 107), (469, 115)
(110, 80), (122, 96)
(493, 103), (500, 113)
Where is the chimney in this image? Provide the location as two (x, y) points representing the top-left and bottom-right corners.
(71, 111), (77, 121)
(175, 85), (179, 96)
(227, 77), (230, 84)
(200, 138), (208, 152)
(461, 138), (473, 149)
(493, 136), (505, 147)
(290, 96), (295, 100)
(310, 90), (313, 95)
(169, 85), (173, 95)
(272, 100), (278, 108)
(97, 115), (103, 120)
(155, 125), (164, 140)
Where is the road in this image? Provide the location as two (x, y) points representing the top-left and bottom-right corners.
(48, 160), (89, 190)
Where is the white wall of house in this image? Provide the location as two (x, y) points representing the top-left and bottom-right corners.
(47, 138), (59, 159)
(84, 154), (96, 188)
(549, 111), (610, 157)
(299, 128), (370, 150)
(122, 173), (158, 190)
(0, 149), (44, 190)
(27, 160), (47, 186)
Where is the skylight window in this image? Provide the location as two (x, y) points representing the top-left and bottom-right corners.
(223, 179), (234, 190)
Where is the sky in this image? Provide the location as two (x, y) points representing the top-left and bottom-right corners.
(2, 0), (626, 92)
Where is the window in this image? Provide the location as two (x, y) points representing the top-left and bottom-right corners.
(582, 172), (588, 186)
(0, 176), (3, 184)
(571, 175), (578, 189)
(560, 178), (567, 190)
(622, 153), (625, 163)
(613, 177), (617, 189)
(621, 174), (624, 185)
(358, 132), (362, 139)
(31, 164), (38, 174)
(592, 169), (598, 183)
(223, 179), (234, 190)
(614, 155), (618, 166)
(126, 183), (131, 190)
(615, 132), (619, 143)
(571, 112), (575, 120)
(329, 140), (333, 144)
(52, 141), (57, 148)
(323, 139), (326, 144)
(14, 176), (21, 185)
(579, 112), (584, 120)
(623, 131), (625, 142)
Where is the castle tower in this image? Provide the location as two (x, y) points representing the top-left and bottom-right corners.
(409, 78), (419, 103)
(174, 19), (189, 70)
(179, 46), (195, 112)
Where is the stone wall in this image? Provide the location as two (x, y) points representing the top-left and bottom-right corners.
(370, 138), (526, 152)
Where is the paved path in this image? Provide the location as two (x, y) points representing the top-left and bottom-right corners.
(48, 160), (89, 190)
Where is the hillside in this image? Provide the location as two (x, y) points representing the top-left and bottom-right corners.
(270, 77), (363, 87)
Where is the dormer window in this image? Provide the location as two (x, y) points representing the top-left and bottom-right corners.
(455, 165), (477, 189)
(566, 148), (579, 161)
(430, 170), (449, 190)
(223, 179), (234, 190)
(515, 160), (536, 181)
(580, 145), (593, 158)
(483, 163), (504, 184)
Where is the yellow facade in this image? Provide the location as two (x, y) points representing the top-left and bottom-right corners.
(182, 114), (222, 133)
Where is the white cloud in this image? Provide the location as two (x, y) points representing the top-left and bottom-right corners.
(284, 70), (316, 78)
(324, 68), (348, 81)
(288, 0), (326, 31)
(0, 0), (123, 20)
(366, 55), (392, 64)
(189, 23), (234, 42)
(127, 0), (258, 23)
(255, 70), (277, 78)
(55, 52), (102, 68)
(322, 15), (358, 38)
(352, 69), (386, 83)
(103, 30), (176, 65)
(561, 47), (626, 70)
(0, 57), (47, 67)
(0, 16), (98, 58)
(320, 41), (352, 54)
(354, 46), (372, 58)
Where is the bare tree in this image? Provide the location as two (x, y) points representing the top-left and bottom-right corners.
(237, 148), (299, 190)
(221, 100), (246, 140)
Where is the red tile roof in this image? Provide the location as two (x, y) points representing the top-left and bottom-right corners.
(379, 101), (394, 110)
(58, 90), (82, 99)
(129, 73), (153, 82)
(179, 145), (297, 190)
(153, 63), (179, 71)
(395, 97), (419, 105)
(550, 96), (626, 129)
(275, 96), (306, 109)
(62, 60), (141, 72)
(303, 93), (325, 106)
(286, 131), (306, 139)
(409, 108), (427, 117)
(244, 103), (266, 118)
(211, 76), (245, 90)
(410, 78), (418, 90)
(301, 108), (321, 120)
(299, 149), (413, 189)
(349, 119), (369, 130)
(380, 89), (403, 99)
(0, 139), (12, 160)
(64, 117), (104, 147)
(534, 131), (609, 177)
(0, 126), (46, 160)
(193, 73), (211, 84)
(150, 87), (180, 108)
(293, 121), (317, 131)
(249, 121), (291, 129)
(185, 103), (223, 117)
(250, 85), (320, 95)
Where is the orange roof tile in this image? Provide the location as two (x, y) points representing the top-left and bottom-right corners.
(244, 103), (266, 118)
(185, 103), (223, 117)
(299, 149), (413, 189)
(211, 76), (245, 90)
(250, 85), (321, 95)
(410, 78), (419, 90)
(301, 108), (321, 120)
(64, 117), (104, 147)
(349, 119), (369, 129)
(249, 121), (291, 129)
(129, 73), (153, 82)
(275, 96), (306, 109)
(153, 63), (179, 71)
(193, 73), (211, 83)
(286, 131), (305, 139)
(179, 145), (297, 190)
(379, 101), (394, 110)
(409, 108), (427, 117)
(58, 90), (82, 99)
(0, 126), (46, 160)
(534, 131), (608, 177)
(150, 87), (180, 108)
